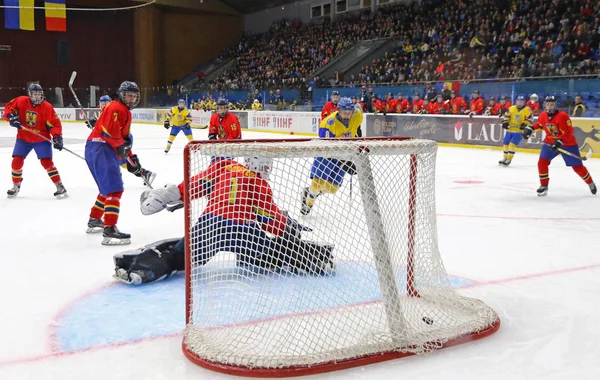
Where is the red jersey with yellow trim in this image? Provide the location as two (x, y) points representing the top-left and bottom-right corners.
(430, 101), (449, 114)
(385, 99), (398, 113)
(502, 101), (512, 112)
(87, 100), (132, 150)
(425, 102), (436, 114)
(209, 112), (241, 140)
(486, 103), (503, 115)
(321, 101), (338, 119)
(526, 101), (540, 115)
(181, 158), (287, 236)
(450, 97), (467, 114)
(533, 110), (578, 146)
(469, 98), (484, 114)
(4, 96), (63, 143)
(411, 99), (424, 113)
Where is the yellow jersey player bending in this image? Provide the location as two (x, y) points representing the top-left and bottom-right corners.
(499, 95), (532, 166)
(164, 99), (194, 154)
(301, 97), (362, 215)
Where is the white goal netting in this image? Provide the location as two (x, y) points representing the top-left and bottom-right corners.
(182, 138), (499, 376)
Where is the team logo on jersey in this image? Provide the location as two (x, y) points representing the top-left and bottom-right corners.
(546, 123), (558, 135)
(515, 114), (521, 120)
(25, 110), (37, 126)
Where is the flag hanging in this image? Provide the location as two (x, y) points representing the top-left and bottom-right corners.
(45, 0), (66, 32)
(4, 0), (35, 31)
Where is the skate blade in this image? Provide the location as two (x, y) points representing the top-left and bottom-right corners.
(55, 193), (69, 199)
(6, 193), (18, 199)
(102, 237), (131, 246)
(86, 227), (103, 234)
(537, 192), (548, 197)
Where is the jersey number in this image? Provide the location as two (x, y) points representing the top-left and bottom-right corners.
(229, 178), (239, 204)
(113, 112), (119, 122)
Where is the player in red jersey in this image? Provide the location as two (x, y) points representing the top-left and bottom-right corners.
(449, 91), (467, 114)
(3, 84), (67, 199)
(208, 98), (241, 140)
(430, 95), (450, 114)
(394, 93), (409, 113)
(468, 90), (484, 115)
(484, 97), (503, 116)
(499, 96), (512, 112)
(526, 94), (541, 115)
(521, 96), (596, 196)
(424, 98), (435, 114)
(321, 90), (339, 119)
(411, 94), (424, 114)
(85, 81), (143, 245)
(114, 157), (335, 284)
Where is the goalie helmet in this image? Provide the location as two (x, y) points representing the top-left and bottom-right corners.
(245, 157), (273, 180)
(28, 83), (44, 106)
(118, 81), (140, 110)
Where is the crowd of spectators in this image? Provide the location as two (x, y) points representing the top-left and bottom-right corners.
(197, 0), (599, 93)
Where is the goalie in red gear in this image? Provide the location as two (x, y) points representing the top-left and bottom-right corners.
(521, 96), (596, 196)
(208, 98), (241, 140)
(114, 157), (335, 284)
(3, 83), (67, 199)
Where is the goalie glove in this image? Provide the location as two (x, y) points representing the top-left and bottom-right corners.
(140, 184), (182, 215)
(339, 160), (357, 175)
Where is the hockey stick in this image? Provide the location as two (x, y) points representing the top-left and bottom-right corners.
(543, 143), (592, 161)
(68, 71), (90, 126)
(21, 126), (86, 161)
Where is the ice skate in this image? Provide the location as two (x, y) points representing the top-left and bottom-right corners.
(498, 159), (511, 167)
(537, 185), (548, 197)
(54, 182), (68, 199)
(7, 183), (21, 198)
(590, 182), (597, 195)
(300, 187), (313, 215)
(86, 217), (104, 234)
(141, 169), (156, 187)
(102, 226), (131, 246)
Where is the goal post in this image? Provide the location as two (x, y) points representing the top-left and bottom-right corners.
(182, 137), (500, 377)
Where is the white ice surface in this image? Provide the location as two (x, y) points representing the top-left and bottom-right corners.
(0, 122), (599, 379)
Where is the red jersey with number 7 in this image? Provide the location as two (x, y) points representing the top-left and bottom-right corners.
(87, 100), (132, 151)
(180, 158), (287, 236)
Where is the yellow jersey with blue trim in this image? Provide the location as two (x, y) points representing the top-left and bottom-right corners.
(168, 106), (193, 127)
(319, 110), (363, 138)
(503, 105), (533, 133)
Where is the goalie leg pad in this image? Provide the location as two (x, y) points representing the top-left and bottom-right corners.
(113, 238), (183, 284)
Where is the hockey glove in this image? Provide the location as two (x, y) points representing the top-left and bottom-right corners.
(126, 154), (143, 175)
(163, 120), (170, 129)
(520, 123), (529, 129)
(340, 160), (357, 175)
(208, 133), (218, 140)
(140, 184), (182, 215)
(521, 126), (534, 140)
(86, 118), (97, 129)
(7, 113), (21, 129)
(550, 139), (563, 151)
(52, 135), (64, 151)
(501, 121), (509, 130)
(116, 140), (132, 158)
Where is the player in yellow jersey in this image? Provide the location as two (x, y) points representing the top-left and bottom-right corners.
(499, 95), (533, 166)
(301, 97), (363, 215)
(251, 99), (263, 111)
(164, 99), (193, 154)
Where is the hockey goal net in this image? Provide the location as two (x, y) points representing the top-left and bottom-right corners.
(182, 137), (500, 377)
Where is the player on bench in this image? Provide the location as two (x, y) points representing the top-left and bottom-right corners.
(113, 157), (335, 284)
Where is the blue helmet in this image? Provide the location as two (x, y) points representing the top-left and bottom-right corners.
(516, 95), (526, 101)
(99, 95), (111, 103)
(338, 97), (354, 111)
(178, 98), (185, 104)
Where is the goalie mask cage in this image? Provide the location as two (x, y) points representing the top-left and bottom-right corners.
(183, 137), (500, 377)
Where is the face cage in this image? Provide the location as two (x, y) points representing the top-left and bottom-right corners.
(120, 91), (140, 110)
(544, 102), (557, 113)
(217, 106), (229, 117)
(516, 100), (526, 107)
(339, 109), (354, 121)
(29, 91), (44, 105)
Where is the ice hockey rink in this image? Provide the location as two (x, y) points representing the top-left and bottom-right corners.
(1, 122), (599, 380)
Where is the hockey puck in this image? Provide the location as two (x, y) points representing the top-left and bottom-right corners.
(422, 317), (434, 325)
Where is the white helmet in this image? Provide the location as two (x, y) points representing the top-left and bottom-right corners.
(530, 93), (539, 102)
(245, 157), (273, 179)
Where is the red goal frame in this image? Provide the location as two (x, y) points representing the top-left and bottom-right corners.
(182, 137), (501, 377)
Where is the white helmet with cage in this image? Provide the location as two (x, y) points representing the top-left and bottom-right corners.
(245, 157), (273, 180)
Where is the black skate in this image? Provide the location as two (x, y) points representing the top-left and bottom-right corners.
(102, 226), (131, 246)
(590, 182), (597, 195)
(499, 159), (511, 167)
(6, 183), (21, 198)
(300, 187), (313, 215)
(54, 182), (68, 199)
(293, 243), (336, 276)
(86, 217), (104, 234)
(537, 185), (548, 197)
(141, 169), (156, 187)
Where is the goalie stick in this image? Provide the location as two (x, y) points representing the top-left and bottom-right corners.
(543, 143), (592, 161)
(68, 71), (154, 188)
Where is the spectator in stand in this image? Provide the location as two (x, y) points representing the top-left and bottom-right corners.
(572, 95), (586, 117)
(527, 94), (541, 116)
(411, 93), (424, 114)
(469, 90), (484, 115)
(485, 97), (503, 116)
(449, 91), (467, 114)
(500, 96), (512, 112)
